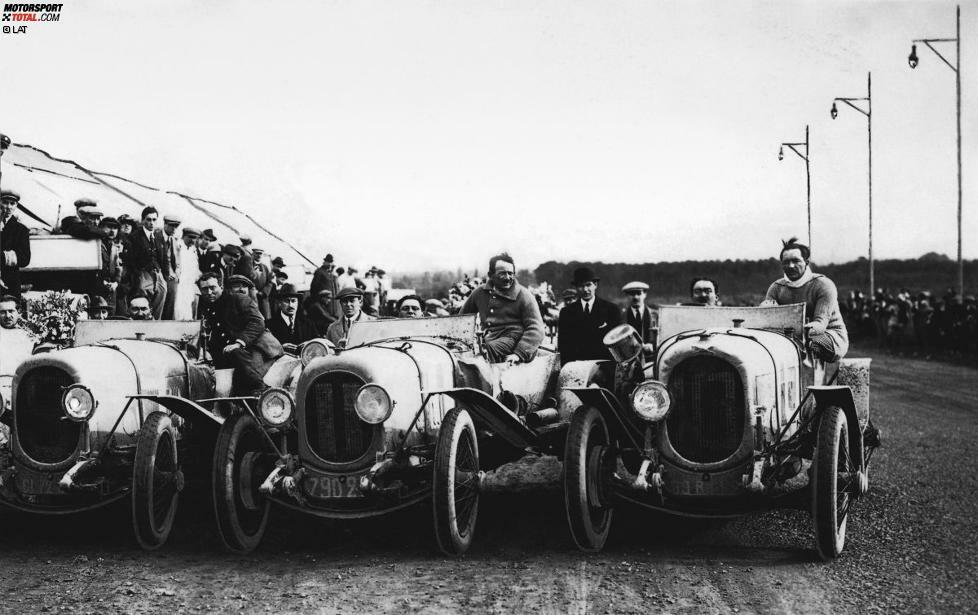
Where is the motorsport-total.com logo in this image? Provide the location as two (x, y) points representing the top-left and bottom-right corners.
(2, 3), (63, 35)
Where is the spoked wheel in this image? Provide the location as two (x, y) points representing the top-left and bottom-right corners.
(213, 412), (272, 554)
(132, 411), (183, 550)
(564, 405), (614, 552)
(433, 407), (480, 555)
(812, 405), (857, 560)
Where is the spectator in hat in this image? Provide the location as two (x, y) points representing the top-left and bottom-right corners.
(234, 236), (256, 283)
(326, 287), (375, 347)
(425, 298), (449, 318)
(117, 214), (135, 237)
(0, 189), (31, 298)
(59, 198), (107, 239)
(160, 215), (182, 319)
(251, 247), (273, 319)
(266, 283), (315, 345)
(88, 296), (110, 320)
(621, 281), (656, 354)
(461, 252), (544, 364)
(197, 271), (284, 395)
(125, 206), (170, 319)
(196, 228), (223, 278)
(268, 267), (288, 306)
(684, 277), (720, 306)
(174, 227), (201, 320)
(129, 295), (154, 320)
(304, 288), (337, 337)
(310, 254), (339, 319)
(396, 294), (424, 318)
(97, 217), (123, 314)
(218, 244), (242, 286)
(558, 266), (622, 365)
(226, 274), (256, 301)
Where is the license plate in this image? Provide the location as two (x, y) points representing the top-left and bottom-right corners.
(16, 469), (63, 495)
(303, 472), (366, 499)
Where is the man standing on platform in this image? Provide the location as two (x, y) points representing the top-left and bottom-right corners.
(0, 190), (30, 299)
(161, 215), (182, 319)
(558, 267), (622, 365)
(125, 206), (170, 320)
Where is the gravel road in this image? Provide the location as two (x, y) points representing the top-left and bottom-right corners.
(0, 346), (974, 614)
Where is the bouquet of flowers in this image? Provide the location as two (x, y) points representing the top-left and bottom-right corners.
(20, 290), (81, 347)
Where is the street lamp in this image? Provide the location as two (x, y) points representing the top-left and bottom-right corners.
(831, 73), (873, 298)
(778, 125), (812, 247)
(907, 5), (963, 296)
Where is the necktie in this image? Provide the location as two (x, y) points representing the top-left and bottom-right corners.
(584, 302), (590, 317)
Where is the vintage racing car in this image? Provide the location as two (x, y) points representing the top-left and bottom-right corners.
(562, 304), (878, 560)
(0, 319), (300, 550)
(211, 314), (581, 554)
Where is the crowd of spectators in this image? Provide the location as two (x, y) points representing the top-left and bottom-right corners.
(842, 287), (978, 360)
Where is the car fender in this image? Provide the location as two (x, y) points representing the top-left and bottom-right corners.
(129, 394), (224, 441)
(564, 386), (644, 451)
(434, 388), (537, 450)
(809, 386), (864, 471)
(557, 360), (612, 420)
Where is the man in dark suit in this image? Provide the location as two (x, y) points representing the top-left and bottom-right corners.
(196, 229), (224, 279)
(125, 206), (170, 320)
(197, 272), (284, 395)
(0, 190), (31, 299)
(622, 281), (656, 355)
(266, 283), (316, 345)
(558, 267), (622, 365)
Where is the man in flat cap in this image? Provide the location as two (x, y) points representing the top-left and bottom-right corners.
(0, 190), (30, 298)
(197, 271), (284, 395)
(175, 227), (201, 319)
(326, 286), (375, 347)
(251, 247), (273, 319)
(622, 281), (656, 355)
(97, 217), (123, 314)
(266, 283), (315, 345)
(461, 252), (544, 365)
(60, 198), (108, 240)
(161, 215), (182, 319)
(558, 266), (622, 365)
(310, 254), (339, 319)
(218, 243), (242, 286)
(125, 206), (171, 320)
(88, 296), (110, 321)
(196, 229), (223, 279)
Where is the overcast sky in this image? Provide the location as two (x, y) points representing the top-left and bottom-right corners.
(1, 0), (974, 272)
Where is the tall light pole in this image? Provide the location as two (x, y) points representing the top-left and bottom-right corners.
(831, 73), (873, 298)
(778, 125), (812, 247)
(908, 5), (963, 295)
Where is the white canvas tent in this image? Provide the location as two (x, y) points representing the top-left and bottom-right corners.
(0, 142), (314, 273)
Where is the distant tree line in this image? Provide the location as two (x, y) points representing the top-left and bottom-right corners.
(392, 253), (976, 307)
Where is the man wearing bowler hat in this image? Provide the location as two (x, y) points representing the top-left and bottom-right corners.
(0, 189), (31, 299)
(266, 283), (315, 345)
(326, 286), (375, 347)
(310, 253), (339, 318)
(558, 267), (622, 365)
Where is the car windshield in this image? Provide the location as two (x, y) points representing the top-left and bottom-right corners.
(345, 314), (479, 349)
(657, 304), (806, 343)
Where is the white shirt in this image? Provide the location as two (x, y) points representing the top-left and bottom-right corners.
(581, 298), (594, 314)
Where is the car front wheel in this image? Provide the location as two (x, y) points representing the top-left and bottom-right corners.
(213, 412), (272, 554)
(812, 405), (856, 560)
(132, 411), (182, 550)
(433, 407), (480, 555)
(563, 405), (614, 552)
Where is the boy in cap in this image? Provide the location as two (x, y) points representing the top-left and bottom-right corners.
(0, 189), (31, 298)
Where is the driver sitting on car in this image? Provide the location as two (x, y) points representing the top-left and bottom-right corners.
(461, 252), (544, 365)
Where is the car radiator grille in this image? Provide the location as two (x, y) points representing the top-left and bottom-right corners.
(666, 356), (745, 464)
(304, 372), (375, 463)
(16, 367), (81, 465)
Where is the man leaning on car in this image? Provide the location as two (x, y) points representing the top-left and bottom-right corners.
(461, 252), (544, 365)
(197, 271), (284, 395)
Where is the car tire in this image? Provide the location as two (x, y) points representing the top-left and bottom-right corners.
(132, 411), (182, 550)
(213, 412), (272, 554)
(812, 405), (855, 560)
(433, 407), (480, 555)
(563, 405), (613, 552)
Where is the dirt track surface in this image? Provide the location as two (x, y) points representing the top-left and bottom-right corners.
(0, 346), (974, 614)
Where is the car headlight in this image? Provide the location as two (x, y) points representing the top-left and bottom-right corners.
(61, 384), (96, 422)
(630, 380), (671, 422)
(354, 384), (393, 425)
(300, 339), (331, 366)
(259, 388), (294, 427)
